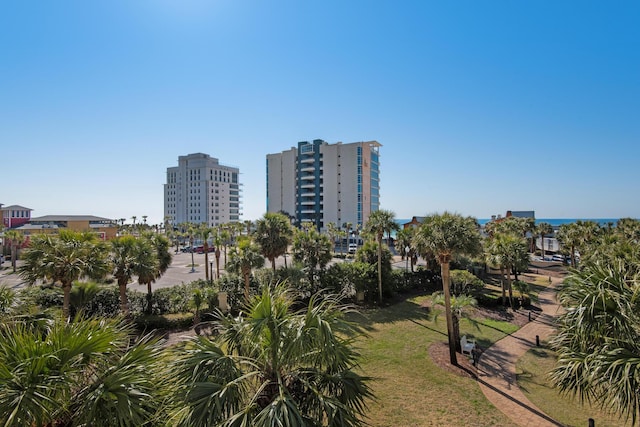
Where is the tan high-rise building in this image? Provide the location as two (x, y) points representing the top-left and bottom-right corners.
(164, 153), (241, 227)
(266, 140), (381, 230)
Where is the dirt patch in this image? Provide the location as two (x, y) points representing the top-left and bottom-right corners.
(428, 341), (478, 379)
(421, 300), (537, 378)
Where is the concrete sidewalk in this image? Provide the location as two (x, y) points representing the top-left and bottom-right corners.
(477, 276), (564, 427)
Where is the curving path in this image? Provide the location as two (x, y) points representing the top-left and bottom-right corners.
(477, 275), (564, 427)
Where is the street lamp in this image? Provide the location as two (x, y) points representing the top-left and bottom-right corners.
(405, 246), (410, 272)
(190, 235), (195, 273)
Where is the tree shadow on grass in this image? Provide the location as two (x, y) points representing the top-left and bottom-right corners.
(348, 292), (434, 332)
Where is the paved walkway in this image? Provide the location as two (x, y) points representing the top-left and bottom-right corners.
(477, 275), (565, 427)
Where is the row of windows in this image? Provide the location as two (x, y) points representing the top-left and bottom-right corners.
(6, 210), (29, 218)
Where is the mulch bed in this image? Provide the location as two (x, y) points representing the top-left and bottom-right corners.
(423, 301), (536, 379)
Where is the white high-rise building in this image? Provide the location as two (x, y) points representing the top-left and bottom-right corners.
(164, 153), (241, 226)
(266, 140), (381, 230)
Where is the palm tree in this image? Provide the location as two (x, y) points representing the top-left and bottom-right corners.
(431, 291), (478, 352)
(550, 261), (640, 425)
(414, 212), (482, 365)
(254, 212), (293, 271)
(170, 284), (373, 427)
(226, 236), (265, 301)
(363, 210), (399, 303)
(0, 317), (165, 426)
(197, 224), (214, 281)
(395, 227), (416, 271)
(4, 230), (23, 272)
(19, 230), (110, 318)
(243, 219), (253, 236)
(326, 222), (339, 255)
(291, 225), (333, 287)
(485, 232), (529, 309)
(111, 235), (158, 316)
(343, 221), (353, 254)
(140, 232), (172, 314)
(536, 222), (553, 259)
(213, 228), (223, 279)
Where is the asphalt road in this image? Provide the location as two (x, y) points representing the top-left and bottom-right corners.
(0, 249), (417, 291)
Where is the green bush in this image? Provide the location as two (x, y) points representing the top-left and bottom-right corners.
(134, 313), (194, 331)
(450, 269), (484, 296)
(83, 288), (120, 317)
(20, 285), (64, 309)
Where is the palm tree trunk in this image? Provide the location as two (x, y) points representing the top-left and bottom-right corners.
(500, 267), (507, 306)
(441, 260), (458, 365)
(146, 282), (153, 314)
(215, 250), (221, 279)
(63, 282), (72, 319)
(243, 268), (250, 301)
(506, 266), (514, 310)
(204, 246), (210, 281)
(271, 258), (276, 271)
(11, 241), (17, 273)
(119, 280), (129, 316)
(377, 236), (383, 303)
(453, 314), (461, 353)
(540, 233), (545, 259)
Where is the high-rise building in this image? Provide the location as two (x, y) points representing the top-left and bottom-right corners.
(164, 153), (241, 226)
(266, 140), (381, 230)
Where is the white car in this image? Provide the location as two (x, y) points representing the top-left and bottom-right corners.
(348, 243), (358, 254)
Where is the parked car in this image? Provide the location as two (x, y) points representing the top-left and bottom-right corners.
(348, 243), (358, 254)
(195, 245), (215, 254)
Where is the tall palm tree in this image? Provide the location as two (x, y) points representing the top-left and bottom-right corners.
(197, 224), (214, 281)
(557, 222), (583, 268)
(326, 222), (339, 255)
(140, 232), (172, 314)
(111, 235), (157, 316)
(19, 231), (110, 318)
(0, 317), (165, 426)
(170, 284), (373, 427)
(363, 210), (399, 303)
(485, 232), (529, 309)
(212, 228), (223, 279)
(431, 291), (478, 352)
(254, 212), (293, 271)
(343, 221), (353, 254)
(291, 225), (333, 287)
(226, 236), (265, 301)
(414, 212), (482, 365)
(4, 230), (23, 272)
(243, 219), (253, 236)
(536, 222), (554, 259)
(550, 261), (640, 425)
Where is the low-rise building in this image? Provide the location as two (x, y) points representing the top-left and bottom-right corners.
(16, 215), (118, 240)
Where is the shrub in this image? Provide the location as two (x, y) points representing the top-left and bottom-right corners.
(450, 269), (484, 296)
(134, 313), (194, 331)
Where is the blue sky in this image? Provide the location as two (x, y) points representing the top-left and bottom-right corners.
(1, 1), (638, 225)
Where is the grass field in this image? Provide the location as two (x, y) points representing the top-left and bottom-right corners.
(354, 294), (518, 427)
(517, 347), (632, 427)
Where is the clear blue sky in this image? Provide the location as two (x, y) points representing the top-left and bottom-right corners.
(2, 1), (638, 225)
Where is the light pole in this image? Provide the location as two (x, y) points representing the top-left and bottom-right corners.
(190, 235), (195, 273)
(210, 261), (214, 283)
(405, 246), (410, 272)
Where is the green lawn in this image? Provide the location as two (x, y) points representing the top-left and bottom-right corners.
(354, 295), (518, 427)
(517, 347), (632, 427)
